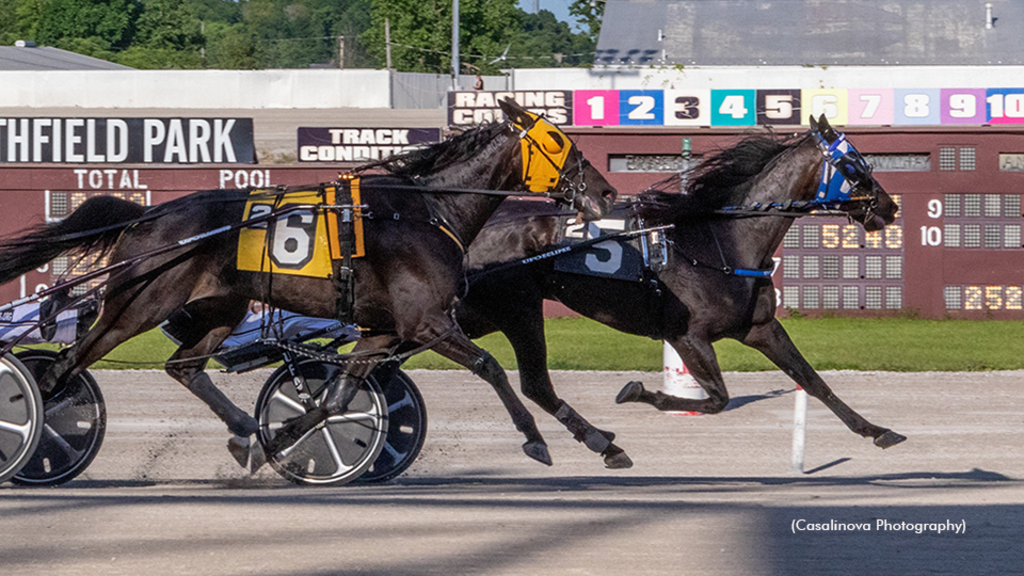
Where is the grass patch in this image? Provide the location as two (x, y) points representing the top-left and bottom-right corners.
(74, 316), (1024, 372)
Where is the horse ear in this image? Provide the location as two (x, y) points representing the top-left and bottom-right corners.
(498, 97), (531, 126)
(809, 115), (819, 132)
(817, 114), (839, 141)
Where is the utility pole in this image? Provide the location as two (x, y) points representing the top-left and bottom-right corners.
(451, 0), (460, 89)
(385, 18), (392, 69)
(338, 36), (345, 69)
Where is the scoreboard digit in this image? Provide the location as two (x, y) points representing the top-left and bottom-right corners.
(894, 88), (941, 125)
(847, 89), (894, 126)
(619, 90), (664, 126)
(573, 90), (619, 126)
(663, 90), (711, 126)
(800, 89), (848, 126)
(985, 88), (1024, 124)
(756, 90), (801, 125)
(710, 90), (755, 126)
(940, 89), (987, 124)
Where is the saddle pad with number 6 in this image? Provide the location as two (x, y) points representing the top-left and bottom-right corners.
(236, 182), (364, 278)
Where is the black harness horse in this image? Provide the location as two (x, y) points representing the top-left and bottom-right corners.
(0, 98), (616, 471)
(456, 115), (905, 467)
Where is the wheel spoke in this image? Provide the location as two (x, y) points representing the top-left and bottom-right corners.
(325, 411), (377, 425)
(44, 395), (76, 418)
(319, 427), (347, 470)
(388, 391), (414, 413)
(0, 418), (32, 441)
(276, 426), (318, 458)
(270, 390), (307, 415)
(381, 441), (406, 461)
(42, 423), (84, 459)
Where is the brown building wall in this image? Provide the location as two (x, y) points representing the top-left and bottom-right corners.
(1, 125), (1022, 319)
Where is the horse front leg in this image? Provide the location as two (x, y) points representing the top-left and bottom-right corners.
(741, 319), (906, 449)
(496, 305), (632, 468)
(615, 334), (731, 415)
(430, 329), (552, 466)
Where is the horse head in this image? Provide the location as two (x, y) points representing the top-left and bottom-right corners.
(498, 98), (616, 220)
(809, 114), (898, 231)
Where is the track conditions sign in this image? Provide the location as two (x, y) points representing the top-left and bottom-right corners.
(297, 127), (441, 162)
(0, 118), (255, 164)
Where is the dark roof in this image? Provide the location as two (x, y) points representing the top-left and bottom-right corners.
(595, 0), (1024, 66)
(0, 45), (132, 70)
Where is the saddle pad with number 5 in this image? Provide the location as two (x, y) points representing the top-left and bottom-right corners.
(553, 208), (645, 282)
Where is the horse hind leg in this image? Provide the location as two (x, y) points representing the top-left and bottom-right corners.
(162, 298), (255, 465)
(615, 336), (731, 415)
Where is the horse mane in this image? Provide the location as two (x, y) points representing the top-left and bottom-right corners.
(635, 131), (809, 225)
(378, 122), (509, 177)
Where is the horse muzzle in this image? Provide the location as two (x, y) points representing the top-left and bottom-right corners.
(574, 186), (617, 221)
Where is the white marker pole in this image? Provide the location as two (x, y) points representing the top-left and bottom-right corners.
(662, 341), (708, 416)
(791, 385), (808, 474)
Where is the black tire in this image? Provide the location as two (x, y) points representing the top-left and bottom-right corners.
(11, 349), (106, 487)
(255, 360), (388, 486)
(357, 369), (427, 483)
(0, 354), (44, 484)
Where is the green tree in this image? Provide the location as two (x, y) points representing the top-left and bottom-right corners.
(568, 0), (602, 45)
(364, 0), (519, 74)
(0, 0), (19, 45)
(506, 9), (593, 67)
(115, 0), (205, 68)
(20, 0), (139, 55)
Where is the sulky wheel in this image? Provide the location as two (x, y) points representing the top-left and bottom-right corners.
(357, 369), (427, 483)
(0, 354), (44, 485)
(11, 349), (106, 487)
(256, 359), (388, 486)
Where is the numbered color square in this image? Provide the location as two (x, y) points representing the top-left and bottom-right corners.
(573, 90), (619, 126)
(985, 88), (1024, 124)
(756, 90), (801, 125)
(801, 89), (848, 126)
(710, 90), (755, 126)
(663, 89), (711, 126)
(847, 89), (894, 125)
(894, 89), (941, 125)
(940, 89), (987, 124)
(618, 90), (664, 125)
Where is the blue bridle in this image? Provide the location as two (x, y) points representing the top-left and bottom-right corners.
(813, 131), (874, 205)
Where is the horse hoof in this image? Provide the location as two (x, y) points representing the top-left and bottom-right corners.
(227, 435), (251, 468)
(616, 381), (645, 404)
(874, 430), (907, 449)
(523, 441), (553, 466)
(603, 450), (633, 469)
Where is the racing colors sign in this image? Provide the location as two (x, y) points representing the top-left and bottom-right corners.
(297, 127), (442, 162)
(0, 118), (255, 164)
(447, 91), (572, 126)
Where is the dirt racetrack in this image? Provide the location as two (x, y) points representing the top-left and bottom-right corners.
(3, 368), (1024, 575)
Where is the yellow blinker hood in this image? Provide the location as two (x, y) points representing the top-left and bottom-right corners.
(514, 111), (573, 193)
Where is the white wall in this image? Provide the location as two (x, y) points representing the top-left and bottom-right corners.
(511, 66), (1024, 91)
(0, 69), (393, 108)
(6, 66), (1024, 109)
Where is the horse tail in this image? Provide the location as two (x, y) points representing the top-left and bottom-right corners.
(0, 195), (147, 285)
